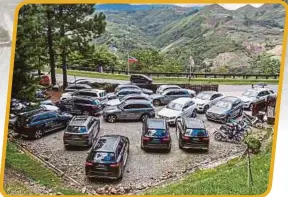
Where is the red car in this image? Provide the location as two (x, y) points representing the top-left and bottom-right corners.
(40, 75), (51, 86)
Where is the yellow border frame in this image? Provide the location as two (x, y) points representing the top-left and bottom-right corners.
(0, 0), (287, 196)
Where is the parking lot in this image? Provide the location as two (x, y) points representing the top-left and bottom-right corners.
(20, 108), (245, 191)
(15, 84), (278, 193)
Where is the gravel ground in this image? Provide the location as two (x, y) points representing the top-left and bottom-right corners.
(20, 107), (246, 193)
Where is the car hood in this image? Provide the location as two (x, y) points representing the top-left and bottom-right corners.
(103, 105), (121, 113)
(150, 94), (163, 99)
(239, 96), (255, 102)
(158, 107), (182, 118)
(141, 88), (153, 94)
(41, 105), (59, 111)
(207, 106), (228, 115)
(106, 99), (121, 106)
(192, 98), (208, 105)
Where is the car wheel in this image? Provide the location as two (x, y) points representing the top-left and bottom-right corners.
(153, 99), (161, 106)
(214, 132), (223, 141)
(222, 116), (229, 124)
(107, 115), (117, 123)
(166, 144), (171, 153)
(249, 103), (254, 111)
(34, 129), (44, 139)
(204, 105), (209, 113)
(178, 139), (183, 149)
(238, 108), (243, 117)
(141, 114), (150, 122)
(191, 110), (197, 118)
(141, 142), (145, 150)
(118, 165), (124, 180)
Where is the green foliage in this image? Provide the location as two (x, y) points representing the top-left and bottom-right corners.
(245, 136), (262, 154)
(251, 54), (280, 74)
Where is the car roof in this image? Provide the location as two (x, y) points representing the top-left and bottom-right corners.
(246, 88), (270, 92)
(123, 94), (148, 99)
(67, 84), (91, 88)
(183, 118), (205, 129)
(221, 96), (240, 103)
(123, 99), (152, 105)
(78, 89), (105, 93)
(147, 119), (166, 129)
(118, 88), (142, 92)
(171, 97), (192, 104)
(118, 84), (138, 88)
(72, 96), (97, 101)
(94, 135), (121, 152)
(68, 116), (93, 127)
(160, 85), (181, 88)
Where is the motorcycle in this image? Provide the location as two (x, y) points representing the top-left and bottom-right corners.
(243, 112), (264, 129)
(213, 129), (244, 143)
(219, 120), (252, 137)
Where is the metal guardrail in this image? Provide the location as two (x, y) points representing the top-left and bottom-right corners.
(67, 66), (279, 80)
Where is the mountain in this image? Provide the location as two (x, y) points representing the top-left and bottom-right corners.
(94, 3), (285, 72)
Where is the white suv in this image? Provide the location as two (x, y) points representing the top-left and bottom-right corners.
(60, 89), (107, 103)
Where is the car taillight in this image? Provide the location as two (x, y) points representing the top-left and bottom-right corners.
(202, 137), (209, 141)
(110, 163), (120, 168)
(142, 136), (150, 141)
(82, 134), (89, 138)
(162, 137), (170, 142)
(92, 105), (99, 109)
(85, 162), (93, 166)
(183, 136), (190, 141)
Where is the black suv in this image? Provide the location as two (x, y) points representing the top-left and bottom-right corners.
(176, 117), (209, 151)
(85, 135), (130, 180)
(130, 74), (153, 84)
(141, 118), (171, 152)
(63, 116), (100, 148)
(56, 97), (103, 116)
(14, 111), (72, 139)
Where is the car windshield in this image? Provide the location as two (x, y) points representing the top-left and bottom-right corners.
(196, 93), (212, 100)
(66, 126), (87, 133)
(185, 129), (207, 137)
(167, 102), (183, 111)
(242, 90), (258, 97)
(146, 129), (167, 137)
(93, 152), (116, 163)
(215, 101), (231, 109)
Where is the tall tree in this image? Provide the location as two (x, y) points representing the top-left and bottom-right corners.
(54, 4), (106, 88)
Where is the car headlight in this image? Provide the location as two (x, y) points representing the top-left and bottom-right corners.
(219, 114), (226, 118)
(198, 103), (204, 106)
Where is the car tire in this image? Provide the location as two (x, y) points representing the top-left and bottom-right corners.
(178, 140), (183, 149)
(238, 108), (243, 117)
(118, 166), (124, 180)
(107, 115), (117, 123)
(141, 114), (150, 122)
(166, 144), (171, 153)
(204, 105), (209, 113)
(249, 103), (254, 111)
(153, 99), (161, 106)
(34, 129), (44, 139)
(222, 116), (230, 124)
(191, 110), (197, 118)
(214, 132), (223, 141)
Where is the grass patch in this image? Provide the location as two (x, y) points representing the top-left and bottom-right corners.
(4, 182), (36, 195)
(144, 148), (272, 195)
(5, 141), (82, 195)
(57, 69), (279, 85)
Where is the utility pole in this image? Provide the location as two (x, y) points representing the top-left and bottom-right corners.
(189, 55), (195, 83)
(126, 16), (130, 75)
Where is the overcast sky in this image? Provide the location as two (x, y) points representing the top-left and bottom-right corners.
(175, 4), (263, 10)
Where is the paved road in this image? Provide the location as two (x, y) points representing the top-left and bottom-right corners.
(56, 74), (279, 96)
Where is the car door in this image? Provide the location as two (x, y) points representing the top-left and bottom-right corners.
(121, 104), (133, 119)
(230, 100), (241, 118)
(126, 104), (143, 120)
(209, 93), (223, 106)
(163, 91), (176, 103)
(182, 101), (195, 117)
(71, 99), (86, 114)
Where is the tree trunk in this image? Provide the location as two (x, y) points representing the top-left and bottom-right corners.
(59, 5), (68, 89)
(46, 6), (56, 85)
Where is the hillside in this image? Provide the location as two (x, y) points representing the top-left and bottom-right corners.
(94, 3), (285, 73)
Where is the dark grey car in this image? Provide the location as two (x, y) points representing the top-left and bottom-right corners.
(63, 116), (100, 148)
(107, 89), (148, 100)
(103, 100), (155, 123)
(115, 84), (153, 95)
(205, 96), (243, 123)
(150, 89), (196, 106)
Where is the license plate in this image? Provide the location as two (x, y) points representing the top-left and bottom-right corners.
(192, 138), (199, 141)
(153, 139), (161, 143)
